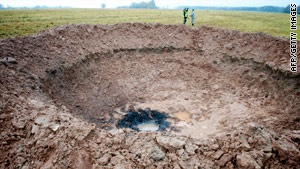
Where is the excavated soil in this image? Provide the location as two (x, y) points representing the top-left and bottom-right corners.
(1, 23), (300, 168)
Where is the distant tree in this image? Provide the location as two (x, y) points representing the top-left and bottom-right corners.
(258, 6), (283, 12)
(283, 4), (300, 14)
(101, 3), (106, 9)
(150, 0), (157, 9)
(282, 5), (290, 13)
(34, 5), (41, 9)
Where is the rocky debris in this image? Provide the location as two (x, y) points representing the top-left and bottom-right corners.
(49, 124), (60, 132)
(14, 156), (26, 168)
(71, 150), (92, 169)
(0, 57), (17, 64)
(262, 153), (272, 163)
(156, 136), (185, 151)
(98, 154), (111, 165)
(185, 142), (198, 155)
(217, 153), (233, 167)
(31, 124), (39, 134)
(236, 151), (260, 169)
(29, 99), (45, 110)
(239, 140), (251, 151)
(273, 139), (300, 166)
(12, 117), (26, 129)
(35, 115), (51, 127)
(214, 150), (224, 160)
(177, 148), (189, 160)
(150, 146), (165, 161)
(286, 130), (300, 148)
(248, 123), (263, 134)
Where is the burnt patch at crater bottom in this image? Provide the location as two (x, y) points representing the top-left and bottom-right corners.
(117, 108), (170, 131)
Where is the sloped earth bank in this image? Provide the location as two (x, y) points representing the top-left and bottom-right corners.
(0, 23), (300, 168)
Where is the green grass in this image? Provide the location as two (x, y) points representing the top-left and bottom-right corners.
(0, 9), (298, 39)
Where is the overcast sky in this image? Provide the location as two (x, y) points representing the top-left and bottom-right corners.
(0, 0), (298, 9)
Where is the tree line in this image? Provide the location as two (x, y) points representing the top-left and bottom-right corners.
(177, 5), (300, 14)
(0, 1), (299, 13)
(118, 0), (157, 9)
(0, 4), (71, 9)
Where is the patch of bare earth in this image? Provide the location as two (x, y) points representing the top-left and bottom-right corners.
(0, 23), (300, 168)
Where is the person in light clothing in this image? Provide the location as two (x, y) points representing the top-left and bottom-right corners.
(190, 9), (195, 26)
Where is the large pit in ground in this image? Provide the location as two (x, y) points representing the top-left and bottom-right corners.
(1, 23), (300, 168)
(43, 47), (300, 138)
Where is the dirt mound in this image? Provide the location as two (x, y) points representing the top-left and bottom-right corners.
(0, 23), (300, 168)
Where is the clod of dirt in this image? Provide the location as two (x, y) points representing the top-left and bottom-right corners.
(150, 146), (165, 161)
(236, 152), (260, 168)
(156, 136), (185, 151)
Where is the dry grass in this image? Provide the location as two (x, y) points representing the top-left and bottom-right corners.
(0, 9), (297, 39)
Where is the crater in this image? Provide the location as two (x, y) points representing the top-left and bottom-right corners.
(42, 46), (300, 138)
(2, 23), (300, 168)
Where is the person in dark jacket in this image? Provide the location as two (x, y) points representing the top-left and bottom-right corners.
(183, 8), (188, 24)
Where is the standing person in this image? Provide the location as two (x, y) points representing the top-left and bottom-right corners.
(183, 8), (188, 24)
(183, 8), (186, 24)
(190, 9), (195, 26)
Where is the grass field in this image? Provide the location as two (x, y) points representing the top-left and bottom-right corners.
(0, 9), (298, 39)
